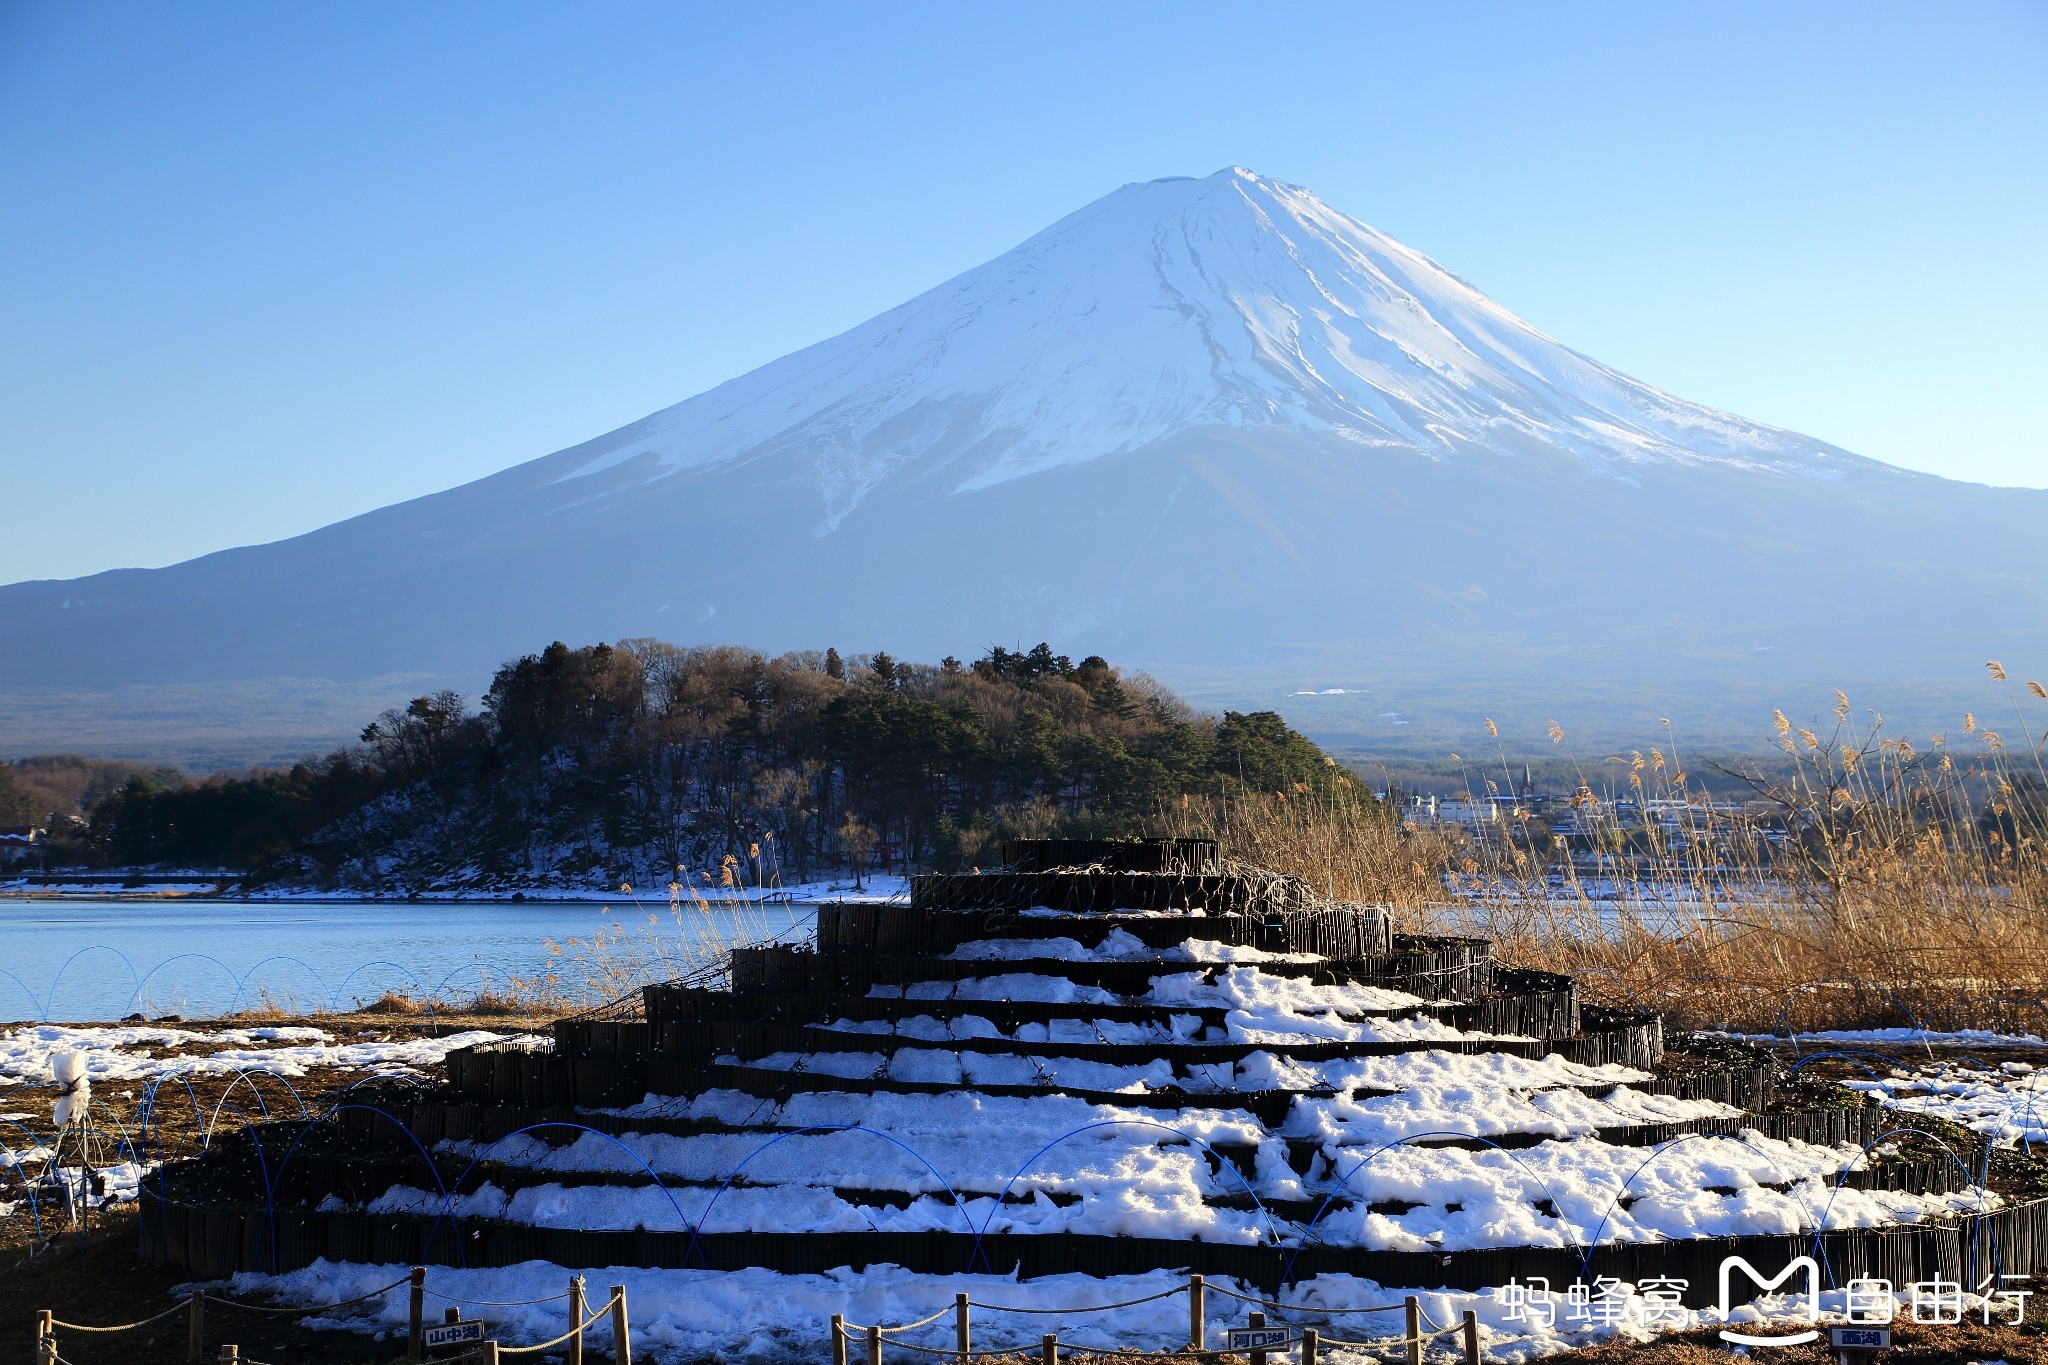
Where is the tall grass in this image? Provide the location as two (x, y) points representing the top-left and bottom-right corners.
(541, 858), (815, 1009)
(1209, 679), (2048, 1036)
(1165, 780), (1454, 910)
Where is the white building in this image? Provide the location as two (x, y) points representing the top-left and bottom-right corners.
(0, 826), (46, 869)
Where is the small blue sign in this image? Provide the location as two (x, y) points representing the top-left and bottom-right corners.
(1227, 1327), (1291, 1351)
(424, 1320), (487, 1348)
(1830, 1327), (1890, 1350)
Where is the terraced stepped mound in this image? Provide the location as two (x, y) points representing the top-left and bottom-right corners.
(142, 840), (2048, 1310)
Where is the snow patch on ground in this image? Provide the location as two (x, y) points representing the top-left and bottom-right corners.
(1845, 1058), (2048, 1148)
(1721, 1028), (2048, 1048)
(0, 1023), (512, 1087)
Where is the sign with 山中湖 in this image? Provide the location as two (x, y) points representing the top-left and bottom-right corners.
(424, 1320), (487, 1347)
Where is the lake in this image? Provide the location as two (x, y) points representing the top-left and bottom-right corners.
(0, 897), (820, 1023)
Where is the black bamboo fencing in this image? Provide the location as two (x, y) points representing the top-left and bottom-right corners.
(137, 1192), (2048, 1299)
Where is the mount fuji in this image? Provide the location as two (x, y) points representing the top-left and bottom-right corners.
(4, 168), (2042, 760)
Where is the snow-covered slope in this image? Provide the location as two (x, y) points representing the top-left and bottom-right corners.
(549, 168), (1876, 521)
(1, 168), (2041, 753)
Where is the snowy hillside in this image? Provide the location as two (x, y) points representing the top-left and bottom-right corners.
(0, 167), (2041, 756)
(548, 168), (1884, 525)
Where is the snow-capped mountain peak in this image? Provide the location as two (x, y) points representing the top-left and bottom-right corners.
(550, 166), (1872, 528)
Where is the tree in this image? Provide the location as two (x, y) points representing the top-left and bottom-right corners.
(0, 763), (40, 824)
(1211, 711), (1337, 793)
(1023, 642), (1072, 677)
(836, 811), (876, 888)
(973, 646), (1012, 681)
(484, 642), (643, 748)
(824, 647), (845, 680)
(824, 687), (986, 857)
(361, 691), (476, 778)
(1005, 707), (1065, 793)
(1086, 670), (1137, 720)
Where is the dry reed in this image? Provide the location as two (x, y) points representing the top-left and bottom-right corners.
(1200, 691), (2048, 1036)
(540, 860), (814, 1009)
(1165, 780), (1453, 910)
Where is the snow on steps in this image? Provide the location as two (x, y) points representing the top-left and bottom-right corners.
(134, 841), (2045, 1327)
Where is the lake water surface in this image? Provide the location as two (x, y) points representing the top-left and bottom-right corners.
(0, 897), (818, 1023)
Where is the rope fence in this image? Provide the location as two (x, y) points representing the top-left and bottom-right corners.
(497, 1287), (623, 1357)
(828, 1277), (1520, 1365)
(44, 1300), (189, 1334)
(198, 1274), (413, 1314)
(32, 1268), (637, 1365)
(965, 1285), (1186, 1315)
(31, 1260), (1535, 1365)
(843, 1303), (960, 1333)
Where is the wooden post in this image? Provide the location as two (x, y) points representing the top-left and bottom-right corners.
(567, 1275), (586, 1365)
(408, 1266), (426, 1361)
(831, 1314), (848, 1365)
(1302, 1327), (1319, 1365)
(217, 1347), (239, 1363)
(35, 1310), (54, 1365)
(445, 1308), (461, 1326)
(1249, 1310), (1268, 1365)
(1188, 1274), (1205, 1350)
(1404, 1297), (1423, 1365)
(1462, 1309), (1480, 1365)
(867, 1323), (883, 1365)
(610, 1284), (631, 1365)
(1040, 1331), (1057, 1365)
(188, 1290), (206, 1362)
(481, 1343), (499, 1365)
(955, 1292), (970, 1365)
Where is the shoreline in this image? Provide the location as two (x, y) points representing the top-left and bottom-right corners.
(0, 874), (912, 905)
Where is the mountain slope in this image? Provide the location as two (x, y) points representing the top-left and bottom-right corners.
(540, 168), (1891, 500)
(3, 168), (2041, 758)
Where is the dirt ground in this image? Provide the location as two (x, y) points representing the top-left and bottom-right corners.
(2, 1011), (540, 1362)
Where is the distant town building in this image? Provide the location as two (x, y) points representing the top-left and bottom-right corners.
(1405, 794), (1535, 829)
(0, 825), (46, 869)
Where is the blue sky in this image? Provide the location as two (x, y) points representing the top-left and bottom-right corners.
(2, 1), (2043, 583)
